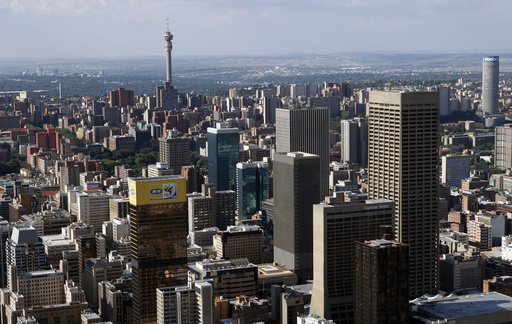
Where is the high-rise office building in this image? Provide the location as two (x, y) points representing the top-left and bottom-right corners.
(354, 239), (409, 324)
(273, 152), (321, 281)
(188, 192), (214, 232)
(129, 176), (188, 323)
(262, 96), (281, 124)
(368, 91), (439, 299)
(309, 199), (394, 322)
(276, 107), (329, 197)
(236, 161), (269, 219)
(0, 220), (13, 288)
(482, 56), (499, 115)
(69, 191), (112, 233)
(439, 86), (450, 116)
(441, 155), (470, 187)
(60, 160), (80, 190)
(110, 87), (134, 108)
(207, 125), (239, 191)
(213, 225), (263, 264)
(339, 117), (368, 167)
(158, 136), (191, 174)
(188, 184), (236, 231)
(495, 124), (512, 169)
(6, 225), (45, 289)
(156, 281), (213, 324)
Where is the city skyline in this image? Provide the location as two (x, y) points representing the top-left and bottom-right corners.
(1, 0), (512, 58)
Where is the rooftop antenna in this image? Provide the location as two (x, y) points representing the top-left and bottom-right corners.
(166, 18), (170, 33)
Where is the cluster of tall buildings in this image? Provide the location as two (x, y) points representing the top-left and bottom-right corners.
(2, 21), (512, 323)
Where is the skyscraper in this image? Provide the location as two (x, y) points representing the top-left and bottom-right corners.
(482, 56), (499, 115)
(6, 225), (45, 289)
(273, 152), (321, 281)
(129, 176), (188, 323)
(158, 136), (191, 174)
(156, 281), (213, 324)
(495, 124), (512, 169)
(368, 91), (439, 299)
(276, 107), (329, 198)
(309, 199), (394, 322)
(236, 161), (269, 219)
(441, 154), (470, 187)
(207, 125), (239, 191)
(262, 96), (281, 124)
(439, 86), (450, 116)
(354, 239), (409, 324)
(339, 117), (368, 167)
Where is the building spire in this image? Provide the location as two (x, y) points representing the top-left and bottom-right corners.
(166, 17), (170, 33)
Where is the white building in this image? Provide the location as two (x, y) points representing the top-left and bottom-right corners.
(156, 281), (213, 324)
(468, 220), (492, 250)
(297, 314), (335, 324)
(64, 279), (86, 303)
(502, 236), (512, 261)
(112, 217), (129, 242)
(69, 191), (111, 233)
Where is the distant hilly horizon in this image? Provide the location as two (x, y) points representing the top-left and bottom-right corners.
(2, 50), (512, 61)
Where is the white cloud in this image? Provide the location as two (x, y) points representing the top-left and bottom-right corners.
(8, 0), (25, 12)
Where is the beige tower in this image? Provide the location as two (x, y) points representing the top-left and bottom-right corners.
(368, 91), (439, 299)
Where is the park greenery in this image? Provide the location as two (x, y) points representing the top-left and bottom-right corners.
(89, 148), (158, 177)
(0, 153), (32, 176)
(55, 128), (76, 139)
(88, 148), (208, 177)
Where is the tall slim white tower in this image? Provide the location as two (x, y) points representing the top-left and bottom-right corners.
(164, 19), (173, 85)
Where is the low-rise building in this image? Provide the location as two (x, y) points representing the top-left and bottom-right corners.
(188, 259), (257, 299)
(213, 225), (262, 264)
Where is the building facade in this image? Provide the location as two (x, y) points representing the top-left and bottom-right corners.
(309, 199), (394, 322)
(276, 108), (329, 197)
(158, 137), (190, 174)
(482, 56), (499, 115)
(207, 125), (239, 191)
(354, 239), (409, 324)
(129, 176), (188, 323)
(368, 91), (439, 299)
(495, 124), (512, 169)
(441, 155), (470, 187)
(236, 161), (269, 219)
(340, 117), (368, 167)
(156, 281), (213, 324)
(273, 152), (321, 281)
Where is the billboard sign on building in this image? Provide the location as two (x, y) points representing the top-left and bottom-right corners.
(129, 177), (186, 205)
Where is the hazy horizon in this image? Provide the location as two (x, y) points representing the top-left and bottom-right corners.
(1, 0), (511, 59)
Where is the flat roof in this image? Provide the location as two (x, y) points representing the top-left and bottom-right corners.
(129, 176), (184, 182)
(415, 292), (512, 319)
(258, 264), (294, 278)
(20, 269), (62, 277)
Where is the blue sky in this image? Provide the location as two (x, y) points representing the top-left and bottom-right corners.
(0, 0), (510, 58)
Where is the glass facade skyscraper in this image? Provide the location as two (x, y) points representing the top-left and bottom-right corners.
(207, 126), (239, 191)
(236, 161), (269, 219)
(129, 176), (188, 324)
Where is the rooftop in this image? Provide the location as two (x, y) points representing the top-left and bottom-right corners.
(413, 292), (512, 320)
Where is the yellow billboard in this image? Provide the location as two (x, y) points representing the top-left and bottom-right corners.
(129, 177), (187, 206)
